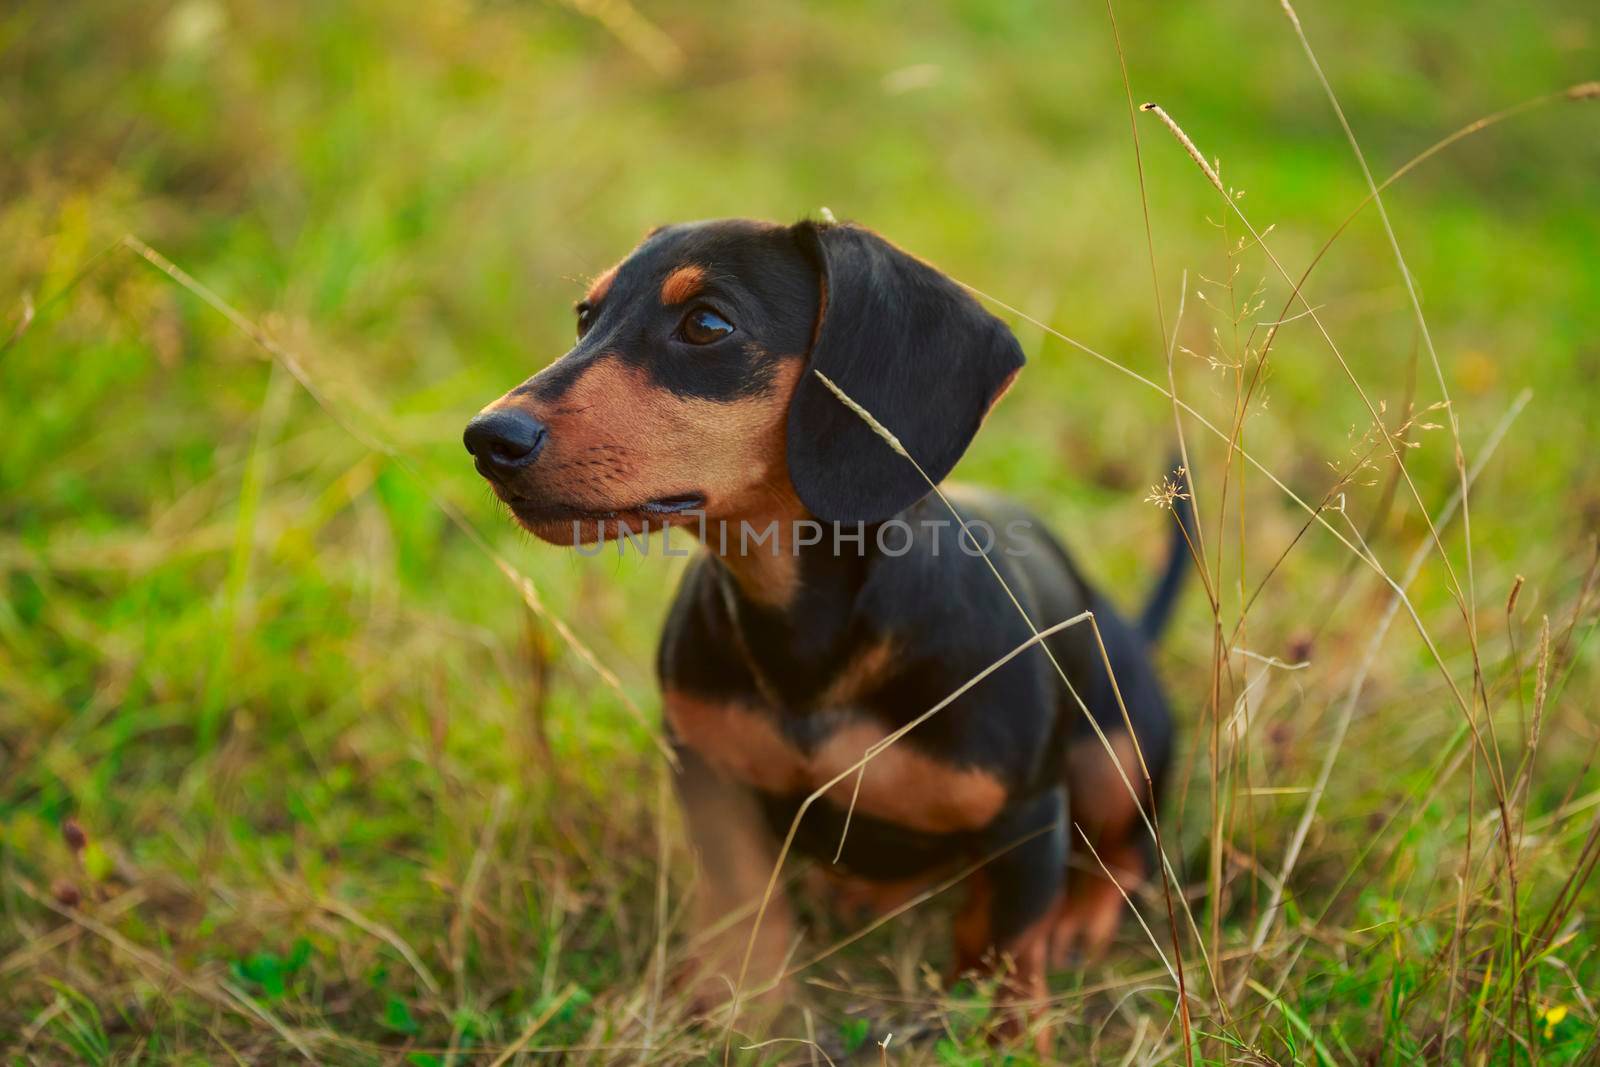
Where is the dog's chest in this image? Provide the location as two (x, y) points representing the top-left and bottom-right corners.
(664, 691), (1006, 835)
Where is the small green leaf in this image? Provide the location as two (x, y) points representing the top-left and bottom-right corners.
(383, 996), (420, 1036)
(81, 841), (114, 882)
(837, 1017), (870, 1054)
(285, 937), (312, 972)
(935, 1037), (985, 1065)
(532, 986), (590, 1028)
(230, 951), (287, 1000)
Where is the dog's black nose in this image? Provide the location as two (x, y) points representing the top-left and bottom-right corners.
(464, 409), (548, 476)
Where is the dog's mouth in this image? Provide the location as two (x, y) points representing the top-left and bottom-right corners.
(637, 494), (706, 516)
(500, 491), (707, 533)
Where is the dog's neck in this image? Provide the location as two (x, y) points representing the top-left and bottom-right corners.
(700, 494), (880, 709)
(697, 481), (812, 608)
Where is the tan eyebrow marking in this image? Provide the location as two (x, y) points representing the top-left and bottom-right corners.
(585, 264), (619, 305)
(660, 265), (706, 305)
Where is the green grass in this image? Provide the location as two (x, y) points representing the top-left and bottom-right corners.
(3, 0), (1598, 1062)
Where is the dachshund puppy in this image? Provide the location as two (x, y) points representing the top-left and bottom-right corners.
(465, 219), (1187, 1048)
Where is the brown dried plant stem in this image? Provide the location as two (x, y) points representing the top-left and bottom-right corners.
(1272, 6), (1513, 1042)
(1101, 46), (1576, 703)
(1144, 105), (1474, 653)
(1231, 389), (1529, 1006)
(1276, 0), (1481, 651)
(16, 877), (319, 1061)
(1137, 108), (1528, 1011)
(1191, 84), (1575, 663)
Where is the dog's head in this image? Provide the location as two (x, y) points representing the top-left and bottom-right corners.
(465, 218), (1023, 544)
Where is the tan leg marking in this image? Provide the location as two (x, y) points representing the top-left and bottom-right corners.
(951, 872), (1054, 1055)
(951, 871), (994, 976)
(1049, 840), (1144, 966)
(673, 750), (796, 1014)
(1050, 731), (1148, 966)
(665, 691), (808, 792)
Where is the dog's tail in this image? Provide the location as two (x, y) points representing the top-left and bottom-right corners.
(1137, 462), (1196, 643)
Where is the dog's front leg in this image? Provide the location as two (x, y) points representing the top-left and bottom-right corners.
(671, 745), (795, 1016)
(953, 786), (1067, 1054)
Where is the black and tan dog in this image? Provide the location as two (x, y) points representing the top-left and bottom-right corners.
(465, 218), (1188, 1045)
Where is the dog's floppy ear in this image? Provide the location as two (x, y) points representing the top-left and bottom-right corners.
(786, 221), (1024, 525)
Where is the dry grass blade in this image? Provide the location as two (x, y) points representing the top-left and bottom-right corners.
(738, 1036), (840, 1066)
(1234, 388), (1529, 1000)
(1274, 32), (1492, 984)
(486, 983), (580, 1067)
(1076, 825), (1177, 986)
(1140, 100), (1476, 644)
(15, 878), (318, 1061)
(0, 889), (146, 979)
(558, 0), (683, 76)
(957, 77), (1579, 620)
(3, 292), (33, 350)
(0, 235), (127, 359)
(315, 894), (443, 998)
(1136, 103), (1526, 900)
(449, 783), (511, 1062)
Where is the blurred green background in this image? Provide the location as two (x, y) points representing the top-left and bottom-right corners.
(2, 0), (1597, 1062)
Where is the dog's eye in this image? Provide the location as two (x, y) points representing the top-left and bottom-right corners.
(679, 307), (735, 346)
(575, 302), (595, 340)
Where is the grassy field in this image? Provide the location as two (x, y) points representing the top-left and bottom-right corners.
(3, 0), (1599, 1062)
